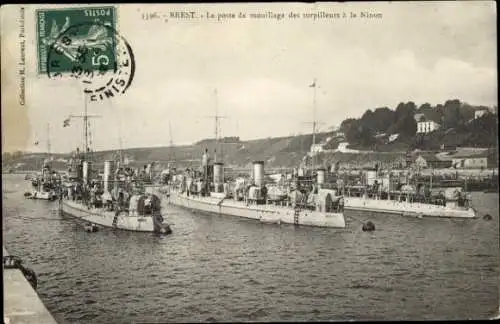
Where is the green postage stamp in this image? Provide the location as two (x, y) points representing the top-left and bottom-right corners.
(36, 6), (117, 75)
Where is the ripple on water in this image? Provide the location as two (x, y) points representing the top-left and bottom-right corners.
(2, 175), (499, 322)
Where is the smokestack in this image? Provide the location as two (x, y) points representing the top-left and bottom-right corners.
(213, 162), (224, 192)
(202, 148), (209, 167)
(146, 163), (152, 181)
(253, 161), (265, 187)
(202, 148), (209, 179)
(82, 161), (92, 185)
(316, 168), (325, 186)
(103, 160), (115, 193)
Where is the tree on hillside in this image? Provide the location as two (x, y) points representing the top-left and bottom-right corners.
(387, 115), (417, 138)
(418, 103), (432, 112)
(386, 102), (417, 137)
(417, 102), (442, 123)
(340, 118), (357, 132)
(360, 109), (374, 130)
(2, 151), (24, 164)
(2, 152), (11, 163)
(435, 104), (445, 124)
(465, 113), (498, 147)
(442, 99), (461, 129)
(460, 103), (477, 122)
(359, 107), (394, 133)
(336, 99), (494, 151)
(394, 101), (417, 120)
(345, 120), (375, 147)
(372, 107), (395, 132)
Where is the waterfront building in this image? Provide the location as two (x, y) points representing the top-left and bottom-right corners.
(449, 150), (495, 169)
(415, 154), (453, 169)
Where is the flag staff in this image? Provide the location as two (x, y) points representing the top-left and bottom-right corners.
(311, 78), (317, 173)
(203, 88), (227, 163)
(305, 79), (320, 175)
(47, 123), (51, 161)
(63, 94), (101, 162)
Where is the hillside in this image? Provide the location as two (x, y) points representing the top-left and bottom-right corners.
(3, 99), (497, 172)
(2, 132), (334, 171)
(339, 99), (498, 152)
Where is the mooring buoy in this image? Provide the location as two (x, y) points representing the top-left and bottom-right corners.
(362, 221), (375, 232)
(84, 223), (99, 232)
(483, 214), (493, 221)
(161, 224), (172, 235)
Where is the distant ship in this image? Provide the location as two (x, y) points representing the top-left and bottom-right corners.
(24, 123), (59, 201)
(60, 158), (172, 234)
(339, 169), (477, 218)
(57, 98), (172, 234)
(155, 151), (346, 228)
(154, 85), (345, 228)
(25, 160), (58, 201)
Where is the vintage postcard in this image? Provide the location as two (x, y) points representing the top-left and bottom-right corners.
(1, 2), (498, 323)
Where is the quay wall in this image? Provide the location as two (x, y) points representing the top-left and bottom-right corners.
(3, 248), (58, 324)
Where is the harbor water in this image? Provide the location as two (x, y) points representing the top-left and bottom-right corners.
(3, 174), (499, 322)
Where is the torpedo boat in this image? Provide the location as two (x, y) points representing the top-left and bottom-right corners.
(156, 155), (346, 228)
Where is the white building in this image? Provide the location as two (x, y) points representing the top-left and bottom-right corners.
(414, 113), (426, 122)
(417, 121), (441, 134)
(388, 134), (399, 142)
(335, 142), (365, 153)
(474, 109), (488, 119)
(310, 144), (324, 154)
(451, 151), (490, 169)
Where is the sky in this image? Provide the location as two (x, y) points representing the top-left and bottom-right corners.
(1, 2), (497, 153)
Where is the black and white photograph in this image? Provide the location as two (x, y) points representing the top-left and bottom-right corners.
(1, 2), (498, 323)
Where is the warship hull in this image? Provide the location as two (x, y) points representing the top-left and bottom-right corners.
(166, 190), (346, 228)
(61, 200), (171, 233)
(343, 196), (476, 218)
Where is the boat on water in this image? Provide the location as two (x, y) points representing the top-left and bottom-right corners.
(152, 85), (345, 228)
(337, 169), (477, 218)
(24, 160), (58, 201)
(60, 155), (173, 234)
(343, 193), (476, 218)
(155, 157), (476, 222)
(25, 123), (59, 201)
(56, 96), (172, 234)
(154, 153), (346, 228)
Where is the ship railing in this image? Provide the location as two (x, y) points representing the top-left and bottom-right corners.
(355, 189), (451, 206)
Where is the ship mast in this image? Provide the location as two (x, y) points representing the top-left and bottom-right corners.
(119, 137), (124, 164)
(312, 78), (317, 174)
(214, 88), (220, 163)
(46, 123), (51, 162)
(84, 98), (88, 160)
(69, 94), (101, 162)
(168, 120), (175, 165)
(205, 88), (226, 163)
(303, 79), (320, 175)
(118, 118), (124, 165)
